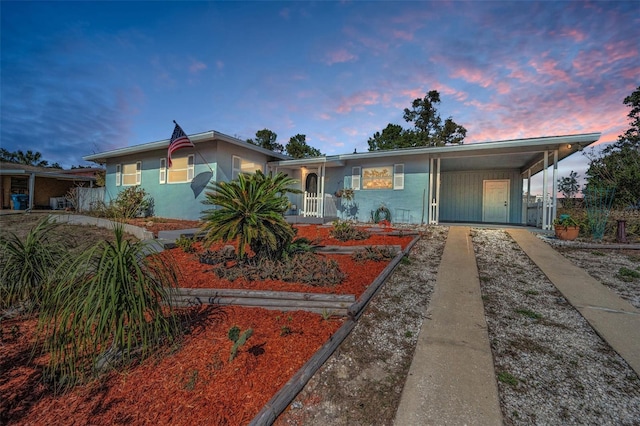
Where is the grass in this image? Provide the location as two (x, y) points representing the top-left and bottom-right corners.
(618, 267), (640, 282)
(515, 309), (543, 320)
(497, 371), (519, 386)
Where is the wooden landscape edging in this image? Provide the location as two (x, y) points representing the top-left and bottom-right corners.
(171, 288), (355, 316)
(248, 235), (421, 426)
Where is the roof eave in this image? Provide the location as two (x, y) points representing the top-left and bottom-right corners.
(83, 130), (290, 163)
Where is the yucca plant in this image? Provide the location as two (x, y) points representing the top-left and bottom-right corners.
(0, 217), (67, 313)
(200, 171), (301, 260)
(38, 224), (181, 391)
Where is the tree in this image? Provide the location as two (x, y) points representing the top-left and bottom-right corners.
(366, 124), (414, 151)
(200, 171), (301, 260)
(285, 134), (322, 159)
(246, 129), (284, 153)
(0, 148), (61, 168)
(368, 90), (467, 151)
(558, 171), (580, 208)
(584, 86), (640, 208)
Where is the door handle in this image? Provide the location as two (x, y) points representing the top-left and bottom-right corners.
(504, 201), (508, 207)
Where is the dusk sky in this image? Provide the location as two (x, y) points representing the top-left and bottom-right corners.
(1, 1), (638, 192)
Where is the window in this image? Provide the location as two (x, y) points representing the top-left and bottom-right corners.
(159, 158), (167, 184)
(351, 166), (361, 190)
(362, 166), (393, 189)
(232, 155), (263, 180)
(167, 155), (194, 183)
(359, 164), (404, 190)
(121, 162), (141, 186)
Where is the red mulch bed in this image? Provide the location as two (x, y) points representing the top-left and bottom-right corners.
(1, 223), (414, 425)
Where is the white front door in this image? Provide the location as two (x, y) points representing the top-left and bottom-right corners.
(483, 180), (510, 223)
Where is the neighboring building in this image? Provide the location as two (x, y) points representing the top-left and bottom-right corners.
(0, 162), (99, 210)
(84, 131), (601, 229)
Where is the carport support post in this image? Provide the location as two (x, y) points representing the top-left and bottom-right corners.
(552, 149), (558, 226)
(28, 172), (35, 210)
(542, 151), (549, 229)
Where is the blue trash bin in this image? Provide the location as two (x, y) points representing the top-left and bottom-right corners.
(11, 194), (28, 210)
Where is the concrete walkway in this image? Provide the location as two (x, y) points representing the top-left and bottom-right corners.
(508, 228), (640, 376)
(394, 226), (503, 426)
(394, 225), (640, 426)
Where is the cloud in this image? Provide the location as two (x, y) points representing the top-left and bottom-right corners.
(323, 48), (358, 65)
(189, 59), (207, 74)
(335, 91), (381, 114)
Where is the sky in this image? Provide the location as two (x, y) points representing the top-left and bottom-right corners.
(1, 1), (638, 193)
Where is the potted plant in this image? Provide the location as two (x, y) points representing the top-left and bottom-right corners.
(554, 214), (580, 241)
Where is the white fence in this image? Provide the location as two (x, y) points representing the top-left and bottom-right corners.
(73, 187), (105, 213)
(526, 200), (554, 228)
(302, 192), (338, 218)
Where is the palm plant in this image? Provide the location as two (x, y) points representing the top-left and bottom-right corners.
(0, 217), (67, 313)
(38, 224), (181, 390)
(200, 171), (301, 260)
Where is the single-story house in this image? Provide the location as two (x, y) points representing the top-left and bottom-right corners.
(83, 131), (601, 229)
(0, 163), (99, 211)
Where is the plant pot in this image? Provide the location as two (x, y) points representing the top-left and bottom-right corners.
(555, 225), (579, 241)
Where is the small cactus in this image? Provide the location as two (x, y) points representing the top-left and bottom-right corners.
(228, 326), (253, 362)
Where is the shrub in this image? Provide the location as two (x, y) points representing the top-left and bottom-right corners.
(175, 235), (195, 253)
(38, 224), (182, 391)
(200, 171), (301, 260)
(0, 217), (67, 313)
(114, 186), (152, 219)
(352, 246), (396, 263)
(211, 252), (344, 287)
(330, 220), (370, 242)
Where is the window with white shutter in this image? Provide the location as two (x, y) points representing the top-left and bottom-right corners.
(352, 166), (361, 190)
(393, 164), (404, 190)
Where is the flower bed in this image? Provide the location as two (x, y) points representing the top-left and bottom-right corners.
(1, 224), (413, 425)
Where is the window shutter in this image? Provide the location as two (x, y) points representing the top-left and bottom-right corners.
(352, 166), (361, 190)
(187, 155), (195, 181)
(232, 156), (241, 180)
(116, 164), (121, 186)
(159, 158), (166, 184)
(135, 161), (142, 185)
(394, 164), (404, 190)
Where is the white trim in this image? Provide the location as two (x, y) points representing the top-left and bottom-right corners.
(232, 155), (241, 180)
(482, 179), (510, 223)
(115, 164), (121, 186)
(159, 158), (166, 184)
(351, 166), (361, 190)
(393, 164), (404, 190)
(121, 161), (141, 186)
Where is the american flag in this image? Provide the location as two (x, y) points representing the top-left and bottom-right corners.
(167, 121), (194, 167)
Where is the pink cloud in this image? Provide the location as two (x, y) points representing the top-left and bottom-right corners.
(451, 68), (492, 88)
(392, 30), (413, 41)
(528, 58), (572, 85)
(336, 90), (380, 114)
(323, 48), (358, 65)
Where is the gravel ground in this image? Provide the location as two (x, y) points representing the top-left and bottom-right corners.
(276, 226), (640, 425)
(472, 228), (640, 425)
(275, 226), (448, 425)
